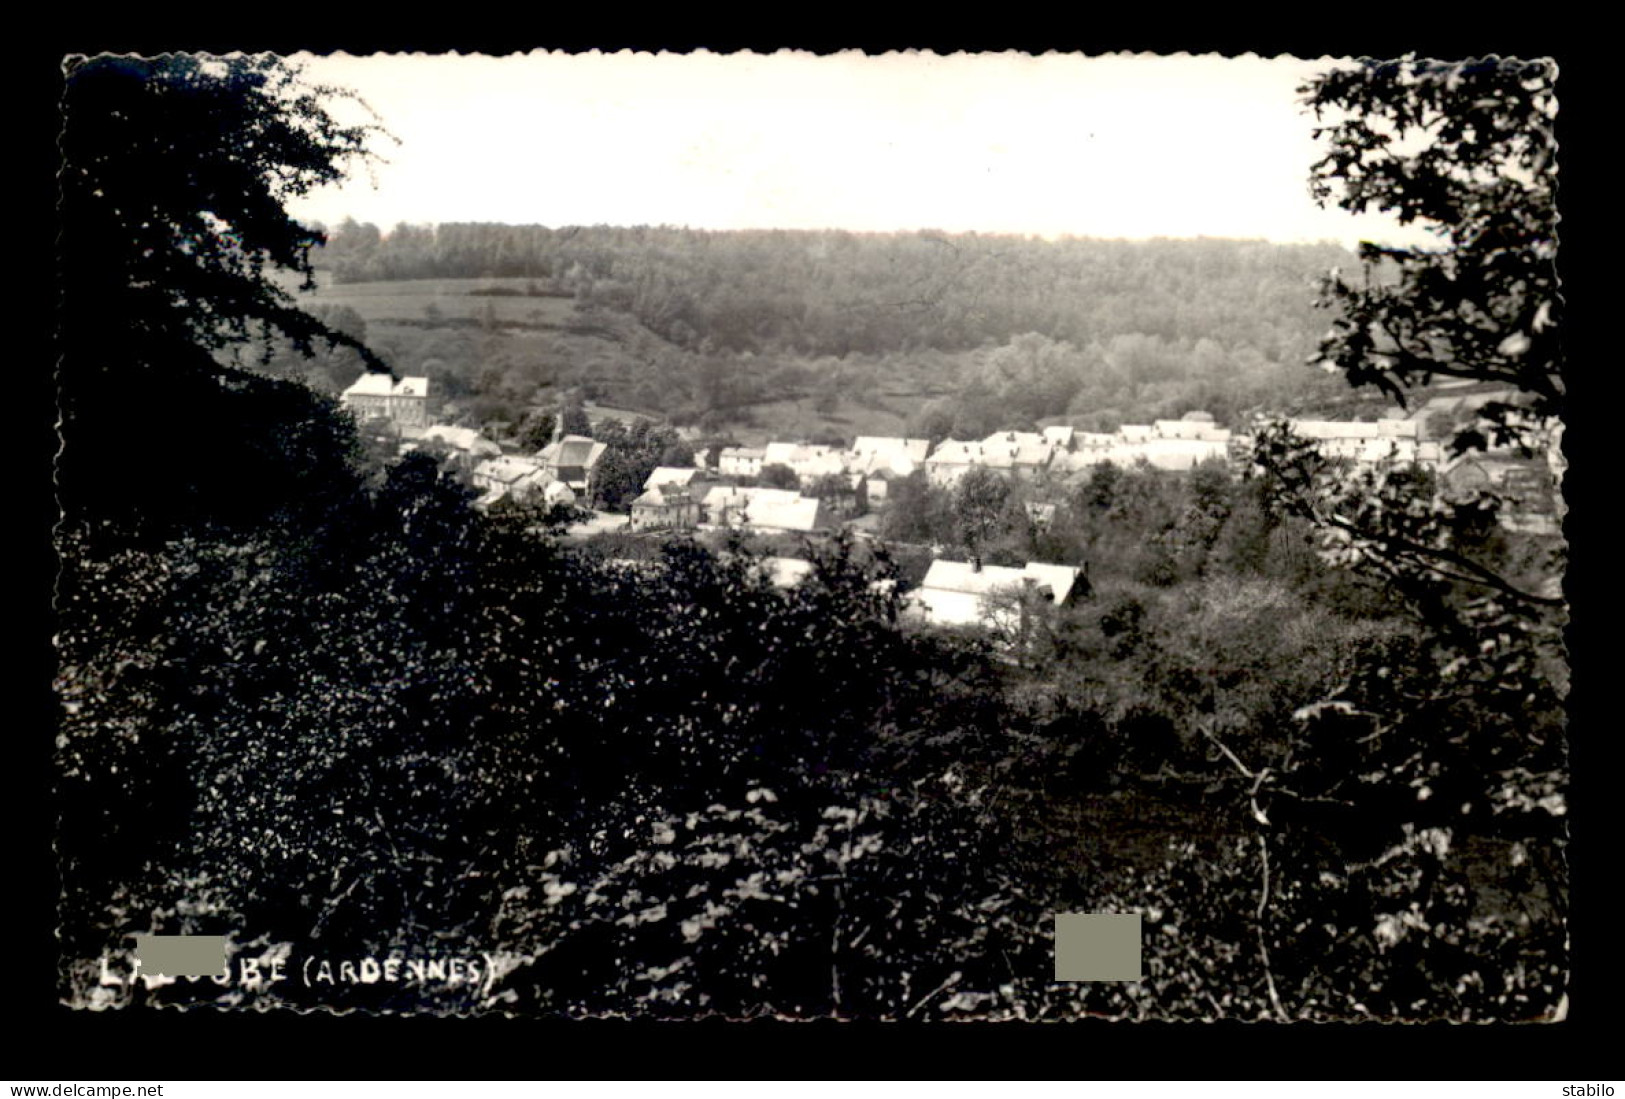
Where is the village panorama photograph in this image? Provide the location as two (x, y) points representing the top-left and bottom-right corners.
(54, 49), (1567, 1022)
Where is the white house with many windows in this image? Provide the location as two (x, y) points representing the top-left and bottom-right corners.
(341, 373), (430, 428)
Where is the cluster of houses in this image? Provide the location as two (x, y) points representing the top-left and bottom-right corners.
(610, 548), (1085, 637)
(630, 477), (832, 535)
(463, 434), (610, 510)
(923, 416), (1237, 485)
(341, 369), (1560, 541)
(339, 374), (611, 510)
(627, 435), (938, 535)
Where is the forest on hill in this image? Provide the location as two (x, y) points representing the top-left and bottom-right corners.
(273, 224), (1371, 441)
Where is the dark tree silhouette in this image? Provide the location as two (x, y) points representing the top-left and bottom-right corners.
(58, 53), (391, 539)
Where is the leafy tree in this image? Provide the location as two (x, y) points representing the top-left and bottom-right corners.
(560, 396), (592, 437)
(878, 470), (953, 546)
(1256, 57), (1563, 614)
(592, 418), (689, 512)
(1223, 56), (1569, 1021)
(757, 463), (800, 491)
(1303, 58), (1560, 449)
(952, 466), (1012, 558)
(59, 53), (390, 539)
(515, 403), (561, 452)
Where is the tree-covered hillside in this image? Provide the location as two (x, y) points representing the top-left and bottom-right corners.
(288, 226), (1364, 440)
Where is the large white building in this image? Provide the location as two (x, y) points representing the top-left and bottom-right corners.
(341, 373), (430, 428)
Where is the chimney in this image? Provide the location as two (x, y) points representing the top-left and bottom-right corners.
(972, 555), (982, 573)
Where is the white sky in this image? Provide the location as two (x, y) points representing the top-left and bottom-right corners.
(285, 50), (1433, 247)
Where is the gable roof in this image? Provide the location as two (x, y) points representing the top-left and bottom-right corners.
(852, 436), (931, 472)
(701, 486), (823, 531)
(927, 439), (983, 465)
(474, 455), (544, 485)
(632, 486), (696, 510)
(920, 560), (1082, 605)
(343, 373), (395, 397)
(744, 495), (824, 532)
(644, 466), (703, 491)
(538, 434), (608, 471)
(978, 431), (1054, 469)
(422, 424), (500, 455)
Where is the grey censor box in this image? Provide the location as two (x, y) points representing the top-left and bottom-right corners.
(1055, 913), (1143, 982)
(133, 934), (228, 978)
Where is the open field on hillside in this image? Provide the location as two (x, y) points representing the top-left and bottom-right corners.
(297, 277), (580, 328)
(722, 394), (912, 446)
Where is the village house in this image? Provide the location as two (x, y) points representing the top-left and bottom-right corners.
(906, 559), (1085, 630)
(1041, 425), (1076, 452)
(806, 472), (869, 519)
(1437, 448), (1561, 534)
(643, 466), (715, 495)
(535, 434), (609, 497)
(763, 442), (849, 481)
(629, 465), (715, 531)
(718, 446), (766, 479)
(1124, 437), (1232, 471)
(863, 474), (895, 507)
(700, 485), (828, 533)
(400, 424), (501, 471)
(340, 373), (431, 428)
(978, 431), (1058, 480)
(1313, 420), (1446, 469)
(924, 440), (985, 487)
(1153, 411), (1229, 441)
(418, 424), (501, 458)
(1285, 417), (1422, 463)
(850, 436), (931, 478)
(629, 481), (701, 532)
(471, 454), (573, 510)
(1036, 414), (1236, 478)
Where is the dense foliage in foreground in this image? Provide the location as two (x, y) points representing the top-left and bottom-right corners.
(56, 447), (1566, 1020)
